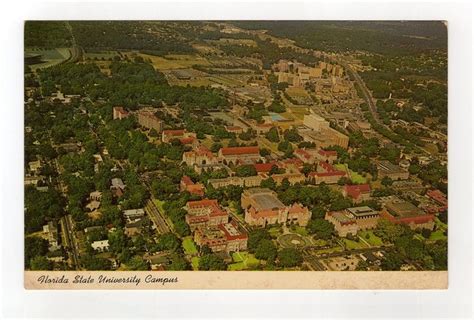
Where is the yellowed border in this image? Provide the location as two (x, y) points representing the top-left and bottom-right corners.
(24, 271), (447, 289)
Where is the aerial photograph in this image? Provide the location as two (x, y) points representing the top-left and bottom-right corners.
(24, 21), (448, 272)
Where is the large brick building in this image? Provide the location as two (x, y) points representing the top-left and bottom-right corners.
(218, 146), (261, 165)
(194, 221), (248, 253)
(377, 160), (410, 181)
(183, 146), (217, 167)
(325, 206), (380, 237)
(308, 161), (347, 185)
(137, 110), (163, 133)
(343, 184), (371, 203)
(184, 199), (229, 231)
(241, 188), (311, 227)
(380, 197), (435, 230)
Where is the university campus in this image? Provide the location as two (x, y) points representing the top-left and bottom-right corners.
(24, 21), (447, 271)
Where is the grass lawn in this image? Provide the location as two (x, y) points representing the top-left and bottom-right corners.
(290, 225), (308, 236)
(334, 164), (367, 184)
(435, 218), (447, 231)
(153, 199), (165, 213)
(229, 252), (260, 270)
(182, 237), (198, 255)
(312, 239), (328, 247)
(268, 226), (282, 238)
(340, 238), (369, 250)
(191, 257), (200, 270)
(429, 230), (447, 241)
(358, 230), (384, 247)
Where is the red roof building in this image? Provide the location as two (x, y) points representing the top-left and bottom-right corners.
(180, 176), (205, 197)
(343, 184), (371, 203)
(426, 189), (448, 209)
(185, 199), (229, 230)
(218, 146), (260, 165)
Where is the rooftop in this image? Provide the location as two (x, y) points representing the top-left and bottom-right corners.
(220, 146), (260, 156)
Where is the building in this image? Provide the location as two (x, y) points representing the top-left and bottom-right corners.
(325, 206), (379, 237)
(43, 221), (61, 251)
(242, 188), (311, 227)
(125, 217), (150, 237)
(194, 221), (248, 253)
(270, 172), (306, 186)
(91, 240), (110, 252)
(299, 114), (349, 149)
(180, 176), (205, 197)
(299, 127), (349, 149)
(161, 129), (196, 143)
(377, 161), (410, 181)
(308, 162), (347, 185)
(184, 199), (229, 231)
(343, 184), (371, 203)
(137, 110), (163, 133)
(208, 175), (262, 189)
(426, 189), (448, 211)
(380, 197), (435, 230)
(303, 113), (331, 132)
(225, 126), (244, 134)
(253, 162), (279, 173)
(316, 149), (338, 163)
(113, 106), (130, 120)
(110, 178), (126, 197)
(183, 146), (217, 167)
(89, 191), (102, 202)
(122, 208), (145, 223)
(218, 146), (261, 165)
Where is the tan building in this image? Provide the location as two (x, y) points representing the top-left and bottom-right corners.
(300, 113), (349, 149)
(208, 175), (262, 189)
(294, 148), (338, 164)
(183, 146), (217, 167)
(242, 188), (311, 227)
(325, 206), (379, 237)
(270, 172), (306, 186)
(137, 110), (163, 133)
(113, 106), (129, 120)
(377, 161), (410, 181)
(184, 199), (229, 231)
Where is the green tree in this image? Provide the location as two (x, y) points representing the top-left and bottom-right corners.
(265, 127), (280, 143)
(199, 253), (227, 270)
(277, 248), (303, 268)
(307, 219), (334, 239)
(30, 256), (53, 270)
(248, 229), (271, 253)
(255, 239), (277, 262)
(127, 255), (149, 270)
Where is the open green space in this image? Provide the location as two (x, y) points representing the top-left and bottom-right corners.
(334, 163), (367, 184)
(182, 237), (198, 255)
(228, 251), (260, 271)
(358, 230), (384, 247)
(191, 257), (200, 270)
(340, 238), (369, 250)
(290, 225), (308, 236)
(429, 230), (447, 241)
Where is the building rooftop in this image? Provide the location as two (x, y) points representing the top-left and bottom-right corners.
(220, 146), (259, 156)
(346, 206), (378, 217)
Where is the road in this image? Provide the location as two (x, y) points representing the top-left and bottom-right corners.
(144, 199), (172, 234)
(60, 215), (81, 269)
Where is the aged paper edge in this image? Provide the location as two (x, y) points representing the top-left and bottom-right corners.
(24, 271), (448, 290)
